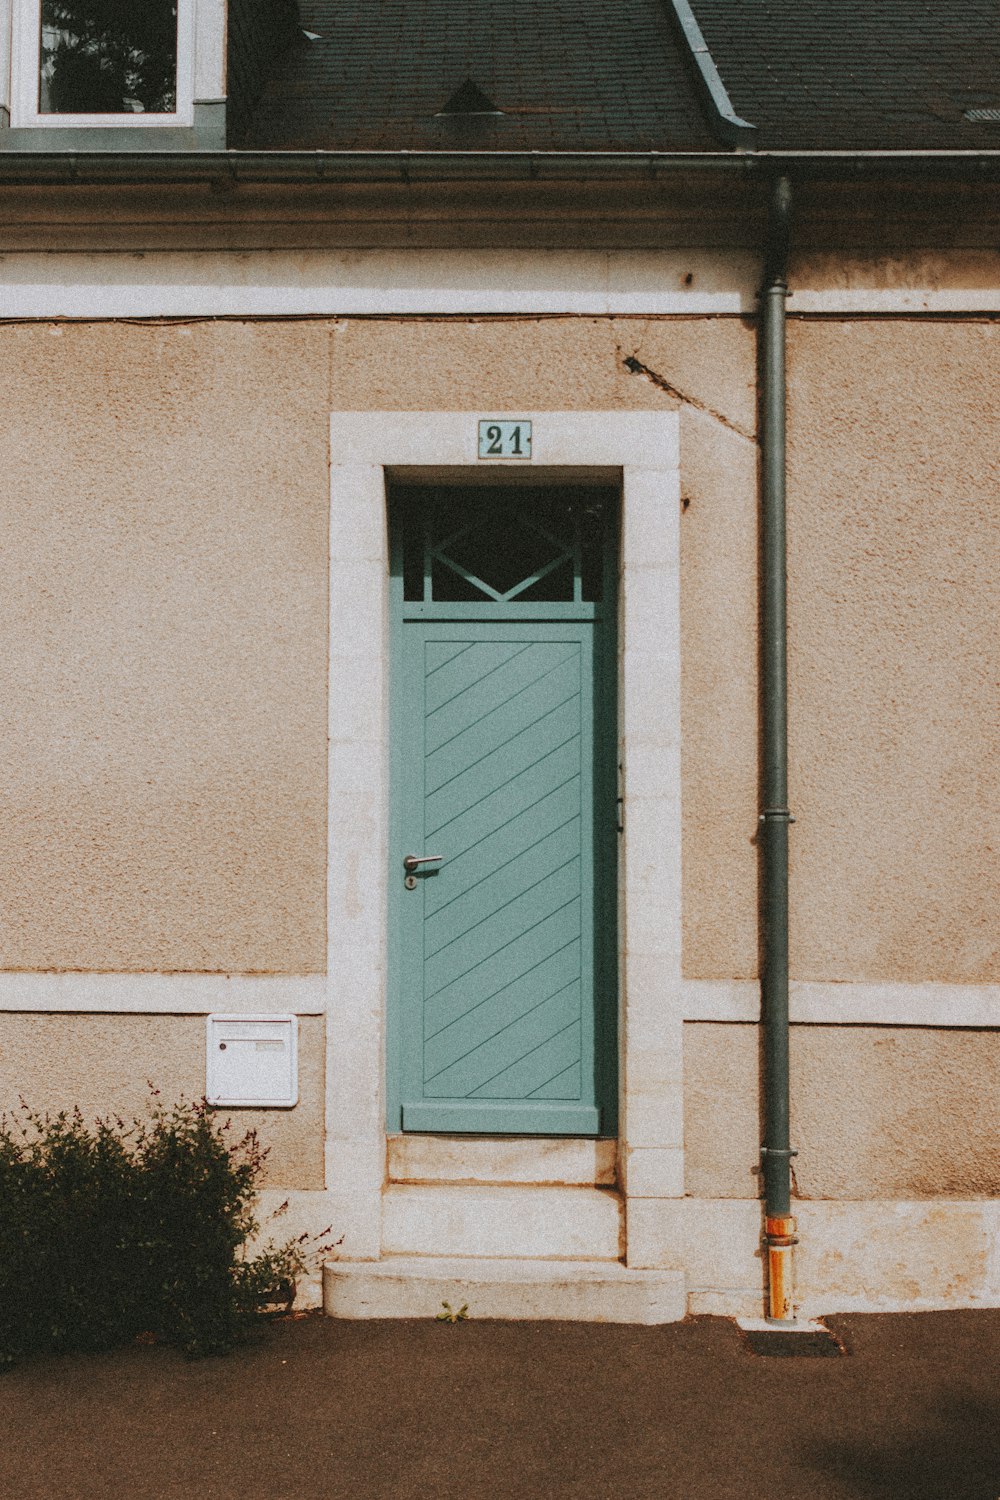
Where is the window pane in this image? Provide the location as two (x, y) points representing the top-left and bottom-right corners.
(394, 486), (612, 605)
(39, 1), (178, 115)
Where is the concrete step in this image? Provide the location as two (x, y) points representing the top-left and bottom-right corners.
(387, 1133), (617, 1186)
(324, 1256), (686, 1324)
(381, 1182), (623, 1261)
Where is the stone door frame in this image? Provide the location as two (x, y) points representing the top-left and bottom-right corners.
(326, 410), (682, 1265)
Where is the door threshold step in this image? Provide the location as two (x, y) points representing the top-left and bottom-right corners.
(323, 1256), (686, 1324)
(381, 1182), (622, 1260)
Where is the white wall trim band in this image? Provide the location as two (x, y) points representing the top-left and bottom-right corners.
(0, 973), (992, 1026)
(2, 248), (1000, 319)
(0, 248), (748, 318)
(681, 979), (1000, 1027)
(0, 973), (327, 1013)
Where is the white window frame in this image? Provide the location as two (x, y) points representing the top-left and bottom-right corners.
(10, 0), (195, 128)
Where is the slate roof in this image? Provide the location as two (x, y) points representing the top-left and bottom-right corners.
(235, 0), (1000, 154)
(238, 0), (718, 151)
(695, 0), (1000, 151)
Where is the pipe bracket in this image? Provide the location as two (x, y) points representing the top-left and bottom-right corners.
(759, 807), (796, 823)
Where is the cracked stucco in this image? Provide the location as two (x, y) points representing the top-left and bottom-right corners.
(620, 353), (755, 440)
(0, 314), (994, 988)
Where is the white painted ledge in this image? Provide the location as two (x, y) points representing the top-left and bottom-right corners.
(3, 248), (1000, 318)
(0, 248), (756, 318)
(0, 973), (992, 1027)
(679, 979), (1000, 1027)
(0, 973), (327, 1013)
(790, 288), (1000, 313)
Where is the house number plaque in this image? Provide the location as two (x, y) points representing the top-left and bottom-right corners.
(478, 419), (532, 459)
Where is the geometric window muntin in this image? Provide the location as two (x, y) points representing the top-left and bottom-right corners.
(395, 486), (611, 605)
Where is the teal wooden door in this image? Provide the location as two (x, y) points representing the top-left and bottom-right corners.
(389, 486), (617, 1136)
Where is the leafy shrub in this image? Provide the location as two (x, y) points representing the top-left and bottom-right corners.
(0, 1095), (329, 1364)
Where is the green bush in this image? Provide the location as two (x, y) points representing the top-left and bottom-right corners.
(0, 1095), (329, 1363)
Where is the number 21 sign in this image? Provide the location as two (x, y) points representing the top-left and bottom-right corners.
(478, 419), (532, 460)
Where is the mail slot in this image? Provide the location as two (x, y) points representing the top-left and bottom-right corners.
(206, 1015), (298, 1107)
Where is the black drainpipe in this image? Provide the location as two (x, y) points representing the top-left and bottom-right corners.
(759, 173), (797, 1322)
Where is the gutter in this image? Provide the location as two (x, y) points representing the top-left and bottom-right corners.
(0, 149), (756, 185)
(0, 149), (999, 187)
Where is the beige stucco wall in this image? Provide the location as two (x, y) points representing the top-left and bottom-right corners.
(684, 1021), (1000, 1199)
(787, 319), (1000, 983)
(0, 314), (760, 979)
(327, 314), (761, 979)
(0, 321), (329, 972)
(0, 1013), (325, 1188)
(3, 314), (996, 987)
(327, 314), (1000, 985)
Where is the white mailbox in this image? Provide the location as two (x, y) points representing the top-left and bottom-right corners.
(206, 1015), (298, 1108)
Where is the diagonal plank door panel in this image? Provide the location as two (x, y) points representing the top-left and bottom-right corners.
(422, 901), (582, 1041)
(424, 774), (582, 917)
(400, 624), (600, 1134)
(424, 698), (582, 835)
(425, 642), (576, 752)
(424, 650), (581, 790)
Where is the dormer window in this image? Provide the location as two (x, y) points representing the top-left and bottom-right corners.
(12, 0), (194, 126)
(1, 0), (225, 148)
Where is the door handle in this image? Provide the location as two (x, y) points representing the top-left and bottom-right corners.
(403, 854), (444, 871)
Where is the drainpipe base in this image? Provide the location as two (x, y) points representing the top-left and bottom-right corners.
(764, 1214), (798, 1322)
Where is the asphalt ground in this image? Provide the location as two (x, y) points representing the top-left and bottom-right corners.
(2, 1309), (998, 1500)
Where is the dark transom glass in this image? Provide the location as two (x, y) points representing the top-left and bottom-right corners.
(394, 486), (613, 605)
